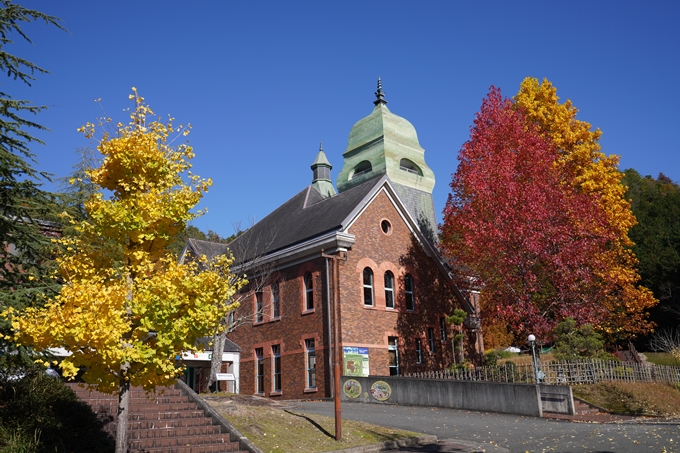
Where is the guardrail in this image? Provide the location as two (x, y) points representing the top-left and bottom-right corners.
(406, 359), (680, 385)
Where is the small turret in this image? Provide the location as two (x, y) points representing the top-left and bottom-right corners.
(311, 143), (336, 198)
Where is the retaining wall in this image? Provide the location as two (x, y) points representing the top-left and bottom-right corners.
(341, 376), (573, 416)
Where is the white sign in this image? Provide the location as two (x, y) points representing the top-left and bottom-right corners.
(215, 373), (235, 381)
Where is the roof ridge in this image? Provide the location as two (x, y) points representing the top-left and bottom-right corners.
(302, 185), (313, 209)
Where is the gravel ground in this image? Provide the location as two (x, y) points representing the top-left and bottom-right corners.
(292, 400), (680, 453)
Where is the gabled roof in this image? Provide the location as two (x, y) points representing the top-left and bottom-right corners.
(182, 174), (475, 314)
(183, 238), (229, 262)
(225, 176), (384, 263)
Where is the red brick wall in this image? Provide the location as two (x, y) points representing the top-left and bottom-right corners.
(340, 189), (463, 375)
(227, 257), (330, 399)
(228, 188), (468, 399)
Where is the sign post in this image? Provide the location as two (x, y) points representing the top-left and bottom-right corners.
(322, 249), (346, 442)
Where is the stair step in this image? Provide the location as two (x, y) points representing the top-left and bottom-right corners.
(129, 417), (217, 430)
(128, 425), (223, 439)
(574, 401), (602, 415)
(67, 383), (249, 453)
(129, 435), (234, 448)
(133, 445), (242, 453)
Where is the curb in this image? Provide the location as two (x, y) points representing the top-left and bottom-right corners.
(442, 439), (510, 453)
(326, 435), (437, 452)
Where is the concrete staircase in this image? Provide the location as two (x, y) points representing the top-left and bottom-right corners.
(543, 398), (634, 422)
(66, 383), (249, 453)
(573, 399), (604, 417)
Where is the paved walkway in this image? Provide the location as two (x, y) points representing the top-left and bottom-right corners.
(293, 401), (680, 453)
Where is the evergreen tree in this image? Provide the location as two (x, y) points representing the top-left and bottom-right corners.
(622, 169), (680, 329)
(0, 1), (65, 352)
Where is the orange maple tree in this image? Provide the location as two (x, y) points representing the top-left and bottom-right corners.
(515, 78), (657, 341)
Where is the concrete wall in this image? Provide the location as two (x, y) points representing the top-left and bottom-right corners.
(341, 376), (543, 417)
(539, 383), (575, 415)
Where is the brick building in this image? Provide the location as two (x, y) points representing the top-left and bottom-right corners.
(183, 81), (482, 399)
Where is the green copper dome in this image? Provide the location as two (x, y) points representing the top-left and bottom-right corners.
(336, 79), (437, 238)
(336, 85), (435, 193)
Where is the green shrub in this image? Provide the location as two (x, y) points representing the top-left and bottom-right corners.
(483, 349), (516, 366)
(0, 368), (114, 452)
(553, 318), (614, 360)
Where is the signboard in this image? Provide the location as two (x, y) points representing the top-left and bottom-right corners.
(215, 373), (235, 381)
(343, 347), (369, 377)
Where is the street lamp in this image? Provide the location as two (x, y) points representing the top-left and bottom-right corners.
(528, 334), (543, 383)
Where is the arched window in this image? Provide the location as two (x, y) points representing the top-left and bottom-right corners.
(399, 158), (422, 176)
(384, 271), (395, 309)
(351, 160), (372, 179)
(304, 273), (314, 311)
(363, 267), (374, 306)
(404, 274), (415, 311)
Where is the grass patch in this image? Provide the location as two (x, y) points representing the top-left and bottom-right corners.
(644, 352), (680, 367)
(498, 352), (554, 366)
(212, 402), (420, 453)
(572, 381), (680, 417)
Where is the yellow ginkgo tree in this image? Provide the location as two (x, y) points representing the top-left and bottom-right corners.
(4, 89), (245, 453)
(514, 77), (657, 341)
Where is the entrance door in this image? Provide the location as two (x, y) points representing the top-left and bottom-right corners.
(185, 366), (197, 390)
(388, 337), (399, 376)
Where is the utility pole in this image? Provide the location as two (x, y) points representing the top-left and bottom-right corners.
(322, 249), (346, 441)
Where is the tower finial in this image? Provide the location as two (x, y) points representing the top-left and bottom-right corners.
(319, 141), (323, 152)
(374, 77), (387, 106)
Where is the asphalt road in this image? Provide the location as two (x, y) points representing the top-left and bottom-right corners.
(292, 401), (680, 453)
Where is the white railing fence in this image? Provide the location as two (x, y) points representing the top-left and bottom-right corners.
(405, 359), (680, 385)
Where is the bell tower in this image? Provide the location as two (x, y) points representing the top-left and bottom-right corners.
(336, 79), (437, 238)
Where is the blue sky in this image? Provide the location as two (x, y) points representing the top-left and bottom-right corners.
(10, 1), (680, 238)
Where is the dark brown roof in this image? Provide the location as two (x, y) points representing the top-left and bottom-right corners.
(185, 238), (229, 262)
(199, 176), (385, 264)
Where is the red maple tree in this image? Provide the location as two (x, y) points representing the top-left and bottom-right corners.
(441, 87), (614, 339)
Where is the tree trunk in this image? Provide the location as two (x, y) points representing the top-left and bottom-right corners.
(115, 375), (130, 453)
(206, 331), (226, 392)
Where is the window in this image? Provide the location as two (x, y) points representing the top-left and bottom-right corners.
(428, 328), (435, 352)
(363, 267), (374, 306)
(255, 348), (264, 394)
(351, 160), (372, 179)
(305, 339), (316, 389)
(404, 274), (415, 311)
(381, 219), (391, 234)
(255, 290), (263, 323)
(388, 336), (399, 376)
(304, 273), (314, 311)
(272, 282), (280, 319)
(415, 339), (422, 364)
(440, 317), (447, 342)
(272, 345), (281, 392)
(384, 271), (394, 309)
(399, 158), (422, 176)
